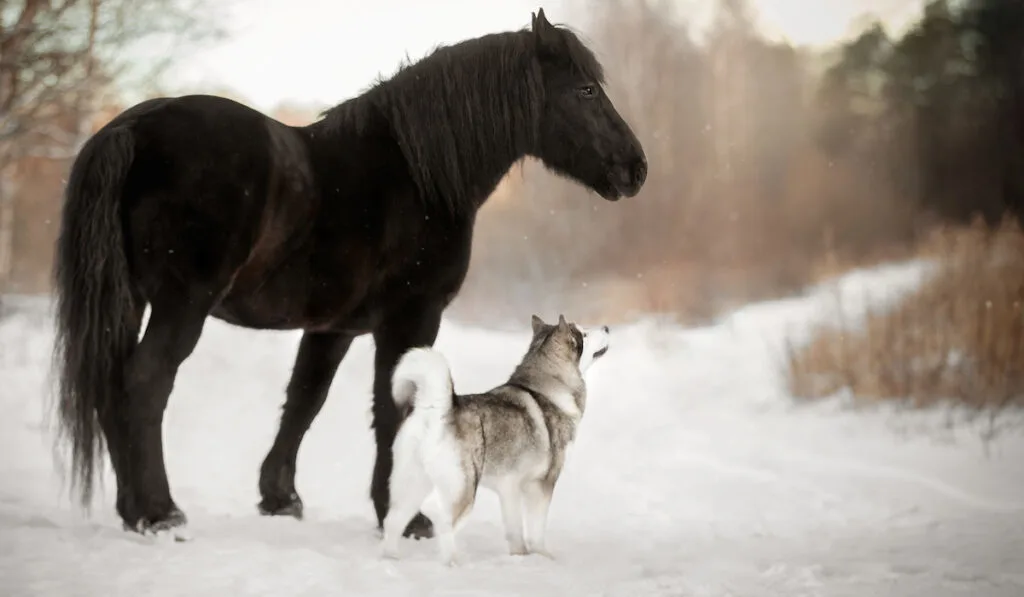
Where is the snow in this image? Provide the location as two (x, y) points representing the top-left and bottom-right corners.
(2, 259), (1023, 596)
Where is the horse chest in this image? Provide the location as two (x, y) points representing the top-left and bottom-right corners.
(361, 231), (473, 304)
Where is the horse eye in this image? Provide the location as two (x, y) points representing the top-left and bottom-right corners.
(577, 85), (597, 98)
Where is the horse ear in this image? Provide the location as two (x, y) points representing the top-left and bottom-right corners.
(557, 314), (567, 328)
(531, 7), (560, 53)
(531, 314), (546, 335)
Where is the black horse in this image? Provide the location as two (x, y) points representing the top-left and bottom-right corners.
(51, 8), (646, 538)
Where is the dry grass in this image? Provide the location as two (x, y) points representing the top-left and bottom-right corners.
(787, 216), (1024, 410)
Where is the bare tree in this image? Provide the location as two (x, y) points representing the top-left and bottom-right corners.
(0, 0), (225, 289)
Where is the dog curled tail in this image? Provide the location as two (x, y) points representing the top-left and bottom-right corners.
(383, 347), (461, 563)
(391, 347), (455, 422)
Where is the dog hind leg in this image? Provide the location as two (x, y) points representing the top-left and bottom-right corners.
(421, 489), (459, 566)
(380, 434), (431, 559)
(422, 455), (476, 567)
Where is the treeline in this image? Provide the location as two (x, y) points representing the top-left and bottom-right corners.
(451, 0), (1024, 326)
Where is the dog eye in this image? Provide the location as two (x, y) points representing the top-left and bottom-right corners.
(577, 85), (597, 99)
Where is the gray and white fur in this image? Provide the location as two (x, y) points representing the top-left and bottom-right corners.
(380, 314), (611, 566)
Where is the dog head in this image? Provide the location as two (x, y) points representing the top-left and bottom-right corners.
(530, 314), (610, 375)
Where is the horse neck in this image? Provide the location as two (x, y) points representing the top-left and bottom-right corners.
(371, 33), (538, 214)
(388, 105), (531, 215)
(306, 129), (527, 220)
(463, 153), (525, 211)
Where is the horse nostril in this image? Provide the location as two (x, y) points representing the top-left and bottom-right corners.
(632, 158), (648, 188)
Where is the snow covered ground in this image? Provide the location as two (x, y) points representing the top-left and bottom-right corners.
(1, 260), (1023, 597)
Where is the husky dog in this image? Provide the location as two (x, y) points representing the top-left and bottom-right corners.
(380, 314), (611, 566)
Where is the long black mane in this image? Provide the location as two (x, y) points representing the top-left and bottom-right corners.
(319, 27), (605, 216)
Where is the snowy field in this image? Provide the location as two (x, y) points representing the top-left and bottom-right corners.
(2, 260), (1023, 597)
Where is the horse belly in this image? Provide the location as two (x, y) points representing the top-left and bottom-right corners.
(209, 300), (303, 330)
(212, 260), (380, 333)
(210, 297), (378, 333)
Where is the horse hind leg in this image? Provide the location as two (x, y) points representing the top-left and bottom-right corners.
(117, 287), (216, 537)
(94, 295), (146, 526)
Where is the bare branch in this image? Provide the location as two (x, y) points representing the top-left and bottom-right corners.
(0, 0), (224, 169)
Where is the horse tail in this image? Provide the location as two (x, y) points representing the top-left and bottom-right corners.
(52, 124), (139, 510)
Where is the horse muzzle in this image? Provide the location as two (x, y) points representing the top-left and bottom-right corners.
(610, 155), (647, 199)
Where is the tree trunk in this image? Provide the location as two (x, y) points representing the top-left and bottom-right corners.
(0, 171), (16, 293)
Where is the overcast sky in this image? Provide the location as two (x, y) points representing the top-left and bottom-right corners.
(165, 0), (923, 113)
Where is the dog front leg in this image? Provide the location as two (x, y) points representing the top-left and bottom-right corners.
(497, 480), (527, 555)
(522, 480), (555, 559)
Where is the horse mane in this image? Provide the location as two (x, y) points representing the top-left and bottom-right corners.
(319, 24), (605, 217)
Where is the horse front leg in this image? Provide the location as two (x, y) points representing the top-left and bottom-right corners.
(259, 331), (354, 519)
(370, 304), (444, 539)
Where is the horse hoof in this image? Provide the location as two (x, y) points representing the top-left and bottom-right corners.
(123, 507), (190, 541)
(257, 493), (304, 520)
(402, 512), (434, 540)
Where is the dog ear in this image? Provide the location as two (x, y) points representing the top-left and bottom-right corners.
(531, 314), (546, 335)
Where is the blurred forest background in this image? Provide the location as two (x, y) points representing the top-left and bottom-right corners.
(1, 0), (1022, 408)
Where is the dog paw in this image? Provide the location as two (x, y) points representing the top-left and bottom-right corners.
(530, 547), (556, 560)
(441, 552), (462, 567)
